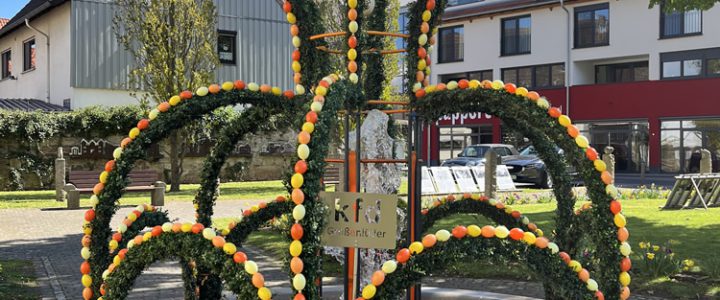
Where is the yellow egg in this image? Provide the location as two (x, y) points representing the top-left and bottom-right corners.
(614, 213), (627, 228)
(422, 10), (432, 22)
(302, 122), (315, 134)
(81, 247), (91, 260)
(348, 48), (358, 61)
(287, 13), (297, 24)
(162, 222), (173, 232)
(494, 226), (509, 239)
(222, 82), (234, 91)
(469, 80), (481, 89)
(349, 21), (359, 33)
(348, 0), (357, 8)
(223, 242), (237, 255)
(523, 232), (536, 245)
(245, 260), (258, 274)
(558, 115), (572, 127)
(619, 272), (631, 286)
(435, 229), (451, 242)
(293, 204), (306, 220)
(418, 34), (428, 46)
(349, 73), (359, 84)
(271, 87), (282, 96)
(148, 109), (160, 121)
(382, 260), (397, 273)
(169, 95), (182, 106)
(467, 225), (481, 237)
(295, 84), (306, 95)
(491, 80), (504, 90)
(127, 213), (137, 222)
(290, 240), (303, 257)
(248, 82), (260, 92)
(417, 59), (427, 71)
(291, 173), (304, 189)
(292, 61), (302, 73)
(409, 241), (424, 254)
(181, 223), (192, 232)
(575, 135), (589, 149)
(311, 101), (323, 112)
(258, 287), (272, 300)
(113, 254), (121, 265)
(113, 147), (123, 159)
(594, 159), (607, 172)
(537, 97), (550, 109)
(515, 87), (528, 96)
(293, 274), (306, 290)
(362, 284), (377, 299)
(568, 260), (582, 272)
(143, 232), (152, 241)
(292, 36), (301, 48)
(81, 274), (92, 287)
(315, 86), (327, 96)
(99, 171), (108, 184)
(620, 242), (631, 256)
(297, 144), (310, 160)
(586, 279), (598, 291)
(109, 239), (118, 250)
(196, 86), (209, 97)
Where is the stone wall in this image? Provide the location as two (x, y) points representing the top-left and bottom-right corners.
(1, 129), (296, 190)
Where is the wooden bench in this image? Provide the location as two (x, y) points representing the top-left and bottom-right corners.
(64, 169), (166, 209)
(323, 166), (342, 190)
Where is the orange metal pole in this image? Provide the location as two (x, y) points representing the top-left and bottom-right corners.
(309, 31), (347, 40)
(360, 159), (407, 164)
(409, 150), (418, 300)
(366, 100), (410, 106)
(347, 151), (358, 299)
(367, 30), (410, 38)
(324, 158), (346, 164)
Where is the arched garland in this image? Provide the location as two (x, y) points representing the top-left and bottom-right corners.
(81, 81), (300, 299)
(419, 196), (537, 235)
(411, 81), (628, 299)
(99, 224), (272, 300)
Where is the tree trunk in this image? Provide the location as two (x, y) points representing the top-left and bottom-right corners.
(169, 131), (182, 192)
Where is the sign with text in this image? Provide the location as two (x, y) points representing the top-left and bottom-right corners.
(320, 192), (398, 249)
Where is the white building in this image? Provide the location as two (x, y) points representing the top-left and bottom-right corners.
(0, 0), (292, 110)
(425, 0), (720, 173)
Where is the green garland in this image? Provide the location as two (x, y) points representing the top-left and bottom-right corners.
(374, 234), (596, 300)
(225, 201), (293, 245)
(405, 0), (447, 99)
(88, 89), (300, 296)
(102, 233), (259, 300)
(117, 210), (170, 249)
(362, 0), (389, 100)
(414, 87), (621, 298)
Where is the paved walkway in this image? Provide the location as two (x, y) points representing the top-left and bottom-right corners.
(0, 199), (669, 300)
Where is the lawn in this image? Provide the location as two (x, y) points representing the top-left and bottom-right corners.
(0, 260), (40, 300)
(0, 181), (287, 209)
(219, 198), (720, 299)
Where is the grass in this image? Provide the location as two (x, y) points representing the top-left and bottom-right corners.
(0, 181), (287, 209)
(0, 260), (40, 300)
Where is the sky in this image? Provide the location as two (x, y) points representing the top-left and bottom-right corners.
(1, 0), (28, 19)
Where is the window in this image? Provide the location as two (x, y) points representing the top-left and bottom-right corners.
(661, 119), (720, 173)
(1, 50), (10, 79)
(23, 39), (36, 71)
(502, 63), (564, 89)
(595, 61), (649, 84)
(660, 7), (701, 38)
(501, 15), (531, 56)
(708, 59), (720, 77)
(661, 47), (720, 79)
(439, 69), (493, 83)
(217, 31), (236, 65)
(439, 26), (464, 63)
(575, 3), (609, 48)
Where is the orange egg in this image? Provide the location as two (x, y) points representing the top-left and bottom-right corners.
(371, 270), (385, 286)
(436, 83), (447, 91)
(292, 189), (305, 205)
(421, 22), (430, 33)
(233, 251), (248, 263)
(104, 160), (115, 172)
(212, 236), (226, 248)
(259, 202), (267, 209)
(567, 125), (580, 138)
(348, 9), (357, 21)
(151, 225), (162, 237)
(292, 49), (301, 61)
(578, 268), (590, 282)
(610, 200), (622, 214)
(290, 25), (299, 36)
(208, 84), (221, 94)
(452, 226), (467, 239)
(81, 235), (91, 247)
(137, 119), (150, 130)
(504, 83), (517, 93)
(260, 84), (272, 93)
(509, 228), (524, 240)
(234, 80), (246, 90)
(180, 90), (193, 99)
(481, 225), (495, 238)
(291, 257), (304, 274)
(252, 273), (265, 288)
(396, 248), (411, 263)
(172, 223), (182, 233)
(305, 111), (318, 123)
(294, 293), (306, 300)
(294, 160), (308, 174)
(348, 61), (358, 73)
(602, 171), (614, 185)
(283, 1), (292, 13)
(620, 257), (632, 272)
(527, 91), (540, 101)
(426, 0), (436, 10)
(93, 183), (104, 195)
(191, 223), (204, 234)
(294, 73), (302, 83)
(535, 237), (549, 248)
(284, 90), (295, 99)
(158, 102), (171, 112)
(83, 287), (93, 300)
(458, 79), (469, 89)
(548, 107), (562, 118)
(298, 131), (311, 144)
(417, 47), (427, 59)
(559, 252), (571, 264)
(422, 234), (437, 248)
(348, 36), (357, 49)
(416, 71), (425, 82)
(133, 235), (143, 245)
(617, 227), (629, 242)
(415, 89), (426, 98)
(291, 223), (304, 240)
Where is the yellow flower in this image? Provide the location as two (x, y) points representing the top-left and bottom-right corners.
(653, 245), (660, 252)
(684, 259), (695, 267)
(639, 242), (647, 249)
(646, 253), (655, 260)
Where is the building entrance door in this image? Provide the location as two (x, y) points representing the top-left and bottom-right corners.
(584, 122), (649, 173)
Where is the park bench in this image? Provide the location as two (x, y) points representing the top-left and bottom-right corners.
(323, 165), (342, 190)
(64, 169), (166, 209)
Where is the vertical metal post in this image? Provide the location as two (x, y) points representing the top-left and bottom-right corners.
(354, 111), (362, 296)
(406, 112), (422, 300)
(343, 113), (352, 300)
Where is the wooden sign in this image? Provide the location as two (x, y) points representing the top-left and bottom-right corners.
(320, 192), (398, 249)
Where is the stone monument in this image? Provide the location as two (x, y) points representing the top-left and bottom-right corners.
(700, 148), (712, 174)
(484, 149), (499, 199)
(55, 147), (66, 202)
(603, 146), (616, 179)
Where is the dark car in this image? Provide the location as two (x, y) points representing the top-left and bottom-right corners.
(441, 144), (519, 167)
(503, 145), (577, 188)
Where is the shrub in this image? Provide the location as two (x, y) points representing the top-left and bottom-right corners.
(637, 241), (682, 277)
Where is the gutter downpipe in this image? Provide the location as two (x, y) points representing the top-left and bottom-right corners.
(25, 19), (50, 103)
(560, 0), (570, 117)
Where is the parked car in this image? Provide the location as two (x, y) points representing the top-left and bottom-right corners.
(503, 145), (577, 188)
(441, 144), (518, 167)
